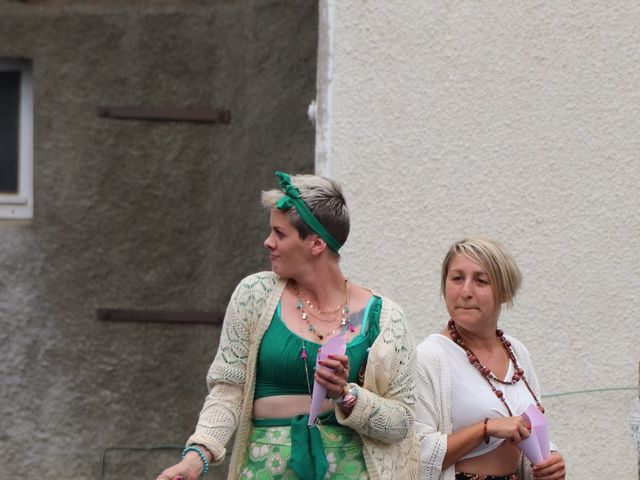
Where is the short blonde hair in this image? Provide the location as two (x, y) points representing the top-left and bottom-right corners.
(441, 236), (522, 306)
(261, 174), (350, 246)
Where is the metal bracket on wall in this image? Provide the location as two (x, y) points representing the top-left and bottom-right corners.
(96, 106), (231, 124)
(96, 308), (223, 325)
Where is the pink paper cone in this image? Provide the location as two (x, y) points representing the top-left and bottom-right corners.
(524, 403), (551, 460)
(518, 424), (544, 464)
(308, 334), (346, 425)
(518, 404), (551, 464)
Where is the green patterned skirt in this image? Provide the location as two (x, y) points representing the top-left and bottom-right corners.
(239, 422), (369, 480)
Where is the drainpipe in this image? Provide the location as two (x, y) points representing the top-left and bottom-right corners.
(312, 0), (334, 177)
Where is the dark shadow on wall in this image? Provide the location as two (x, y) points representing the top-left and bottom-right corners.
(0, 1), (317, 478)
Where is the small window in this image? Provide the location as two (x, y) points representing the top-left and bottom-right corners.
(0, 59), (33, 220)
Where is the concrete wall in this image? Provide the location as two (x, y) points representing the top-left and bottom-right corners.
(320, 1), (639, 478)
(0, 1), (317, 478)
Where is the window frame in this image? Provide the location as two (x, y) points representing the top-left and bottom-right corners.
(0, 59), (33, 220)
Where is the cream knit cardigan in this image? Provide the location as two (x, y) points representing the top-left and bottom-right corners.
(187, 271), (419, 479)
(414, 334), (558, 480)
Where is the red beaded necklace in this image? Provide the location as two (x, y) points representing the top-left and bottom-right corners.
(447, 319), (544, 416)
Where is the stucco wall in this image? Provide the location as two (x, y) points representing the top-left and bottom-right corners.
(321, 2), (639, 478)
(0, 1), (317, 478)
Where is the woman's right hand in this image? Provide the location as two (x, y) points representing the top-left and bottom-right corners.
(156, 452), (205, 480)
(486, 416), (531, 443)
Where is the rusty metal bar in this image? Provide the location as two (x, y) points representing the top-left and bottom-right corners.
(96, 308), (223, 325)
(96, 106), (231, 124)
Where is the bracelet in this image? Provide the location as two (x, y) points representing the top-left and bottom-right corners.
(483, 418), (490, 444)
(182, 445), (210, 477)
(338, 384), (359, 408)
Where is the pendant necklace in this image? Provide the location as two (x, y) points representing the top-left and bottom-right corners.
(293, 280), (352, 341)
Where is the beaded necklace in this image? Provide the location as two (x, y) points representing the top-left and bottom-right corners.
(293, 280), (352, 342)
(298, 336), (323, 427)
(447, 319), (544, 416)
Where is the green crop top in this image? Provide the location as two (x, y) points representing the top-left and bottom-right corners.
(254, 295), (382, 400)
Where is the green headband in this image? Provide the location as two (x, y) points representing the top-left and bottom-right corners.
(274, 171), (342, 253)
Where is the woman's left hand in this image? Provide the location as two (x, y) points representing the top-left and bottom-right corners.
(315, 353), (350, 400)
(531, 451), (565, 479)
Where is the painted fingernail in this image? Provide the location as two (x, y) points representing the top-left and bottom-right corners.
(526, 422), (531, 429)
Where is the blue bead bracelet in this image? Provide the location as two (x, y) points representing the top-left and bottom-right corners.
(182, 445), (210, 477)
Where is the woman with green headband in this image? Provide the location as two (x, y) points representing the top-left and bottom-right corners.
(158, 172), (418, 480)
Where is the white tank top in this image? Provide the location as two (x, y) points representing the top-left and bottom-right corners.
(431, 334), (536, 460)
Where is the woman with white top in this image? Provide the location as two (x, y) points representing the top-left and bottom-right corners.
(414, 236), (565, 480)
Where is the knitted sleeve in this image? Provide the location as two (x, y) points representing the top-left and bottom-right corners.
(335, 300), (416, 443)
(414, 341), (451, 480)
(185, 280), (251, 464)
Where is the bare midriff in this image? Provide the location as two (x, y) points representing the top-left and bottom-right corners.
(253, 395), (334, 419)
(455, 441), (521, 476)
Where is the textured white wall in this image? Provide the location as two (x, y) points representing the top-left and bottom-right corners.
(320, 1), (640, 478)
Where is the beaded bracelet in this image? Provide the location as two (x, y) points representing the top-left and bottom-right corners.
(182, 445), (210, 477)
(483, 418), (490, 444)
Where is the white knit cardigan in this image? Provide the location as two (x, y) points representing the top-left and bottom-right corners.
(414, 334), (558, 480)
(187, 271), (419, 479)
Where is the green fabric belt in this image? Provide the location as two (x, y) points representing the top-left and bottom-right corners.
(253, 411), (338, 480)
